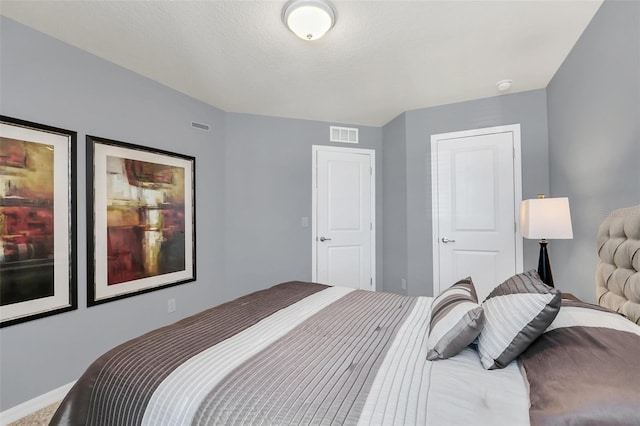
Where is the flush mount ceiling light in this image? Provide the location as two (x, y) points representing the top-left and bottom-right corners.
(282, 0), (336, 41)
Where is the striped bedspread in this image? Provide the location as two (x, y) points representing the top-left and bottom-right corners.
(50, 282), (529, 425)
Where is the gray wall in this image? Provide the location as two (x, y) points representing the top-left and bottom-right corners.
(0, 17), (229, 410)
(547, 0), (640, 302)
(224, 113), (383, 299)
(381, 113), (408, 294)
(383, 90), (550, 297)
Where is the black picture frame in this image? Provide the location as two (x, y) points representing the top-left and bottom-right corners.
(0, 116), (77, 327)
(86, 135), (196, 306)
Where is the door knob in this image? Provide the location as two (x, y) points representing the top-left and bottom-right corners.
(319, 236), (332, 242)
(441, 237), (456, 243)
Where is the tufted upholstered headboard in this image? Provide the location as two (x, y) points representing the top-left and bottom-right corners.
(596, 204), (640, 324)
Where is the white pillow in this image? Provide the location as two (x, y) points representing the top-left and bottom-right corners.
(477, 270), (561, 369)
(426, 277), (485, 360)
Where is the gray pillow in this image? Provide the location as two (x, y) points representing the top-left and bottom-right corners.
(426, 277), (485, 360)
(477, 270), (561, 369)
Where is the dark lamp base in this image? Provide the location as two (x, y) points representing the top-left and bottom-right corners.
(537, 240), (554, 287)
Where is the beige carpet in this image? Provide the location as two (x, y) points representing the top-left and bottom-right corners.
(7, 401), (60, 426)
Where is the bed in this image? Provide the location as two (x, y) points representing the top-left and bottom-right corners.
(51, 208), (640, 426)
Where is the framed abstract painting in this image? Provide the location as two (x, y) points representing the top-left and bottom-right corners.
(0, 116), (77, 327)
(87, 135), (196, 306)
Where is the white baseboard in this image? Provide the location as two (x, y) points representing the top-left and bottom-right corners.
(0, 381), (75, 425)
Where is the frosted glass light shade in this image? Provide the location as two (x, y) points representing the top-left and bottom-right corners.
(283, 0), (336, 41)
(520, 197), (573, 239)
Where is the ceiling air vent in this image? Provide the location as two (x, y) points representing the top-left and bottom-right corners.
(330, 126), (358, 144)
(191, 121), (211, 132)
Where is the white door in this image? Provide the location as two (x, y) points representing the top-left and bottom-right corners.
(431, 125), (523, 301)
(312, 146), (375, 291)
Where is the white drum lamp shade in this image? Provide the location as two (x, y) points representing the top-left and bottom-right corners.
(521, 197), (573, 240)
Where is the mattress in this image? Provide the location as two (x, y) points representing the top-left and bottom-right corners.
(50, 281), (640, 425)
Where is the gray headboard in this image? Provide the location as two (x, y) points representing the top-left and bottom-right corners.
(596, 204), (640, 324)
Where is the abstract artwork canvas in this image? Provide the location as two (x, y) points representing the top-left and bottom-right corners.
(87, 136), (195, 305)
(0, 116), (77, 327)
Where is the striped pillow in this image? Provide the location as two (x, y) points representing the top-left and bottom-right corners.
(426, 277), (485, 360)
(477, 270), (561, 369)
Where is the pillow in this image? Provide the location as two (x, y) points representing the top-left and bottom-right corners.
(426, 277), (485, 360)
(477, 270), (561, 369)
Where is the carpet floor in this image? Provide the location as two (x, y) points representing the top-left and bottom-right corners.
(7, 401), (60, 426)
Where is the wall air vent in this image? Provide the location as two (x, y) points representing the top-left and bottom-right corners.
(330, 126), (358, 144)
(191, 121), (211, 132)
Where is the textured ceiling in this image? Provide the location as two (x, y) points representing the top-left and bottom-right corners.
(0, 0), (603, 126)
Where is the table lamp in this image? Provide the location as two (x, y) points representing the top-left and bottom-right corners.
(520, 195), (573, 287)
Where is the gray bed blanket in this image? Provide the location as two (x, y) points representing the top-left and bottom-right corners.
(50, 282), (415, 425)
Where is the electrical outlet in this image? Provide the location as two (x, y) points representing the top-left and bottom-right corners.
(168, 298), (176, 313)
(401, 278), (407, 290)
